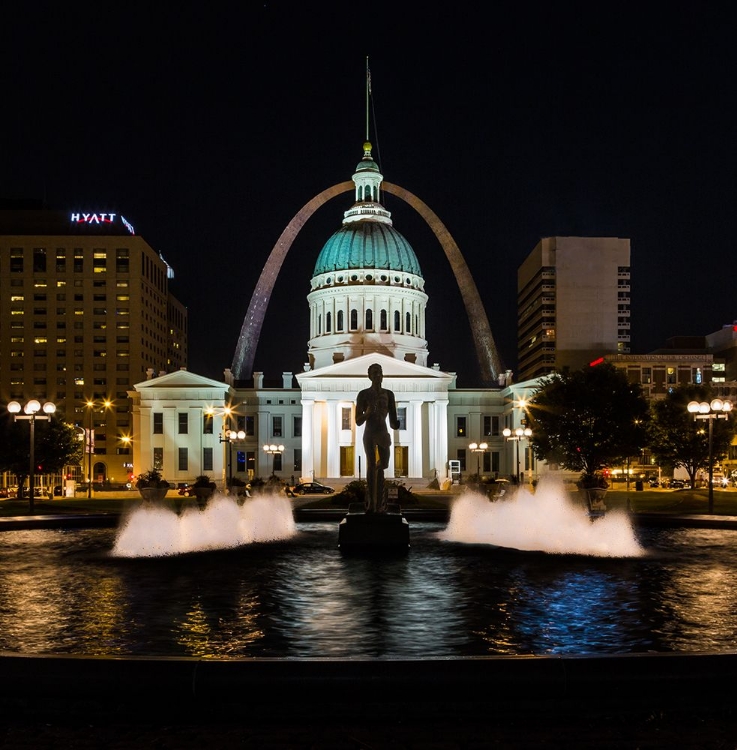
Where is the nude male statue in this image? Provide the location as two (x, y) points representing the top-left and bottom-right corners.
(355, 363), (400, 513)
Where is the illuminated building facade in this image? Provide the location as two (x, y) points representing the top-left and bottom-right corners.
(129, 145), (535, 488)
(517, 236), (631, 381)
(0, 204), (187, 485)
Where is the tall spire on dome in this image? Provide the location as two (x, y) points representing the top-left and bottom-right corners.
(365, 56), (371, 142)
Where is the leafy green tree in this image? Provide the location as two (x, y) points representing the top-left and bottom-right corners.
(527, 363), (650, 483)
(648, 384), (735, 488)
(0, 414), (82, 503)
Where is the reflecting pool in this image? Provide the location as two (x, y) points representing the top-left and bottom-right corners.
(1, 520), (736, 658)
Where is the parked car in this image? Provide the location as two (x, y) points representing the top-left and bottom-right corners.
(0, 488), (8, 499)
(669, 479), (686, 489)
(294, 481), (335, 495)
(648, 477), (660, 488)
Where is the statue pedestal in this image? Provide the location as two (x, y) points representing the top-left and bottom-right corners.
(338, 506), (410, 552)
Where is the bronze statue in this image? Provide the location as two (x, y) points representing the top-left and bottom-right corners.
(355, 363), (400, 512)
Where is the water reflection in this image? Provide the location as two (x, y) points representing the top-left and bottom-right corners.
(1, 523), (737, 657)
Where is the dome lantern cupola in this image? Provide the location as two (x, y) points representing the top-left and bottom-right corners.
(307, 143), (429, 370)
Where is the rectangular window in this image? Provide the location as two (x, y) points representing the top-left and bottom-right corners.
(294, 448), (302, 472)
(153, 413), (163, 434)
(483, 415), (500, 437)
(203, 413), (213, 434)
(203, 447), (213, 472)
(491, 451), (500, 473)
(178, 412), (188, 434)
(293, 415), (302, 437)
(396, 407), (407, 431)
(10, 248), (24, 273)
(456, 416), (467, 438)
(341, 407), (351, 431)
(33, 248), (47, 272)
(236, 451), (246, 473)
(272, 415), (283, 438)
(245, 415), (255, 436)
(178, 447), (188, 471)
(153, 447), (163, 470)
(457, 449), (467, 471)
(273, 453), (283, 472)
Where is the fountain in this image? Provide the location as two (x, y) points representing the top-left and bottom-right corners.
(112, 493), (296, 557)
(2, 479), (737, 723)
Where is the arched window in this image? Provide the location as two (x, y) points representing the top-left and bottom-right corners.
(337, 310), (344, 331)
(365, 308), (373, 329)
(326, 312), (332, 333)
(415, 315), (419, 335)
(394, 310), (400, 331)
(405, 311), (411, 333)
(380, 309), (387, 330)
(350, 309), (358, 330)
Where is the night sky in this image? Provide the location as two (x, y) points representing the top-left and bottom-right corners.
(2, 3), (735, 386)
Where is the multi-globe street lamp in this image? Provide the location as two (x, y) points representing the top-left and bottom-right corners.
(263, 443), (285, 476)
(502, 426), (532, 483)
(221, 429), (246, 490)
(7, 399), (56, 513)
(468, 441), (488, 475)
(687, 398), (732, 514)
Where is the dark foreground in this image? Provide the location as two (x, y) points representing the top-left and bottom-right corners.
(2, 700), (737, 748)
(2, 654), (737, 748)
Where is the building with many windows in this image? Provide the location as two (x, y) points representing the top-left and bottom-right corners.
(0, 204), (187, 485)
(517, 236), (631, 381)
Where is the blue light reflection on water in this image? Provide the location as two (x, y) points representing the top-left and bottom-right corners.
(1, 523), (736, 658)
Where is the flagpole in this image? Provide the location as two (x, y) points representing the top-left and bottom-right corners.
(366, 56), (370, 141)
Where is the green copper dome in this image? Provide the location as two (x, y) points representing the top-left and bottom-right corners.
(313, 221), (423, 276)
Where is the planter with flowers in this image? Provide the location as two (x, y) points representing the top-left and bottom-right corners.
(192, 475), (217, 509)
(135, 468), (170, 503)
(577, 472), (609, 515)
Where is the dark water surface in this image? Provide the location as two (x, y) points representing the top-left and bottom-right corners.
(1, 522), (736, 658)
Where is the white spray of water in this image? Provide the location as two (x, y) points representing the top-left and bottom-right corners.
(439, 477), (644, 557)
(111, 494), (296, 558)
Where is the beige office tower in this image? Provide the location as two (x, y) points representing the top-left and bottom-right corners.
(517, 236), (631, 381)
(0, 205), (187, 486)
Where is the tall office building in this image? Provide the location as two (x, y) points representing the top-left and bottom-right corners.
(517, 236), (631, 381)
(0, 204), (187, 485)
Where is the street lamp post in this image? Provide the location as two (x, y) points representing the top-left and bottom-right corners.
(502, 426), (532, 483)
(687, 399), (732, 514)
(263, 443), (285, 476)
(468, 442), (488, 475)
(84, 399), (112, 498)
(7, 399), (56, 513)
(220, 429), (246, 490)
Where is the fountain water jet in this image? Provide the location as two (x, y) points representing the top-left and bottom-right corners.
(439, 477), (644, 557)
(112, 494), (296, 558)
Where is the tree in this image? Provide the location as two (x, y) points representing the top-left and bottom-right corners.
(0, 414), (82, 502)
(648, 384), (735, 488)
(527, 363), (650, 484)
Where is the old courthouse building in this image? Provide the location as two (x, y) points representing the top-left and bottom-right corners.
(129, 143), (537, 489)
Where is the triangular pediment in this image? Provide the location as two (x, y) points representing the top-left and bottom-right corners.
(296, 353), (453, 382)
(133, 369), (229, 391)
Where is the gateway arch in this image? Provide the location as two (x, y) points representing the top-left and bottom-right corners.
(231, 181), (503, 385)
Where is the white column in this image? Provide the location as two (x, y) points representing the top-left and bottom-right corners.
(301, 399), (314, 481)
(410, 400), (423, 477)
(258, 406), (270, 476)
(436, 399), (449, 479)
(427, 401), (437, 478)
(326, 400), (340, 478)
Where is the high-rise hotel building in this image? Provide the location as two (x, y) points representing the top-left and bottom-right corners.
(517, 236), (631, 381)
(0, 203), (187, 485)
